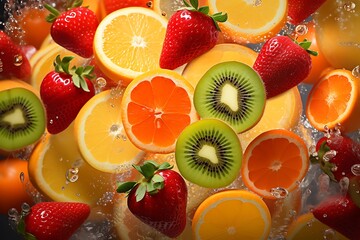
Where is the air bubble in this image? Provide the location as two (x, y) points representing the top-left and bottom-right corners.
(21, 202), (31, 216)
(343, 1), (356, 12)
(146, 1), (153, 8)
(66, 167), (79, 183)
(339, 177), (349, 195)
(295, 24), (308, 36)
(323, 228), (336, 239)
(351, 164), (360, 176)
(323, 150), (337, 162)
(19, 172), (25, 183)
(352, 65), (360, 78)
(96, 77), (107, 88)
(13, 54), (23, 66)
(270, 187), (289, 199)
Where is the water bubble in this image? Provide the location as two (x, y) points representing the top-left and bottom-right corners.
(20, 171), (25, 183)
(351, 164), (360, 176)
(339, 177), (349, 195)
(270, 187), (289, 199)
(343, 1), (356, 12)
(295, 24), (308, 36)
(96, 77), (107, 88)
(8, 208), (19, 218)
(352, 65), (360, 78)
(49, 119), (54, 124)
(21, 202), (31, 216)
(323, 150), (337, 162)
(323, 228), (336, 239)
(13, 54), (23, 66)
(254, 0), (262, 6)
(66, 167), (79, 183)
(146, 1), (153, 8)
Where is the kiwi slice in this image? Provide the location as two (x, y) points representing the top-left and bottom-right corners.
(193, 61), (266, 133)
(0, 87), (46, 151)
(175, 118), (242, 188)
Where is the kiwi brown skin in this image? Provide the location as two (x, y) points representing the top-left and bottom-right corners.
(193, 61), (266, 133)
(0, 80), (46, 151)
(175, 118), (242, 189)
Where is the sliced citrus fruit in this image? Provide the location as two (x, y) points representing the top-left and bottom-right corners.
(74, 89), (145, 173)
(93, 7), (167, 86)
(192, 189), (271, 240)
(239, 87), (302, 149)
(286, 212), (349, 240)
(121, 69), (199, 153)
(182, 43), (258, 88)
(28, 124), (114, 206)
(241, 129), (309, 199)
(206, 0), (287, 43)
(153, 0), (207, 19)
(306, 68), (360, 133)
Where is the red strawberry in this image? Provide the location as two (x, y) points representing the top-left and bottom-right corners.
(312, 194), (360, 240)
(0, 31), (31, 80)
(44, 1), (98, 58)
(117, 161), (188, 238)
(40, 55), (95, 134)
(311, 131), (360, 182)
(16, 202), (90, 240)
(253, 36), (317, 98)
(102, 0), (151, 15)
(159, 0), (227, 70)
(288, 0), (327, 25)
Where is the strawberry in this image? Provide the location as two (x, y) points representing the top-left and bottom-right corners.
(253, 35), (317, 99)
(44, 0), (98, 58)
(102, 0), (151, 15)
(287, 0), (327, 25)
(40, 55), (95, 134)
(117, 161), (188, 238)
(0, 31), (31, 80)
(312, 194), (360, 240)
(159, 0), (227, 70)
(310, 130), (360, 182)
(16, 202), (90, 240)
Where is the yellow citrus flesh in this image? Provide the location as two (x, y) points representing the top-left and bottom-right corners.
(28, 124), (114, 206)
(93, 7), (167, 86)
(239, 87), (303, 149)
(286, 212), (349, 240)
(306, 69), (360, 133)
(182, 43), (258, 88)
(192, 190), (271, 240)
(207, 0), (287, 43)
(74, 90), (146, 173)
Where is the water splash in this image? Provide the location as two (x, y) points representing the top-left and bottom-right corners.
(270, 187), (289, 199)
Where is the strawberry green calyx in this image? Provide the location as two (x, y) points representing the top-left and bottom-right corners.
(53, 55), (95, 92)
(15, 203), (37, 240)
(44, 0), (83, 22)
(117, 161), (173, 202)
(182, 0), (227, 31)
(287, 35), (318, 56)
(310, 141), (337, 181)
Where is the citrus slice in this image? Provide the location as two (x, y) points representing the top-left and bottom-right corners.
(93, 7), (167, 86)
(28, 124), (113, 206)
(306, 68), (360, 133)
(286, 212), (348, 240)
(153, 0), (207, 19)
(74, 89), (145, 173)
(182, 43), (258, 88)
(192, 190), (271, 240)
(121, 69), (199, 153)
(206, 0), (287, 43)
(241, 129), (309, 199)
(239, 87), (302, 149)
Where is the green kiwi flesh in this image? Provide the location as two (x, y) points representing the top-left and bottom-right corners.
(194, 61), (266, 133)
(175, 118), (242, 188)
(0, 87), (46, 151)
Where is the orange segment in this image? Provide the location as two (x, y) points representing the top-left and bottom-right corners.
(192, 190), (271, 240)
(74, 90), (146, 173)
(121, 69), (199, 153)
(207, 0), (287, 43)
(241, 129), (309, 199)
(306, 69), (360, 133)
(93, 7), (167, 86)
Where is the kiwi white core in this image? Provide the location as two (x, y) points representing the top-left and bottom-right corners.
(198, 145), (219, 164)
(221, 84), (239, 112)
(2, 107), (26, 126)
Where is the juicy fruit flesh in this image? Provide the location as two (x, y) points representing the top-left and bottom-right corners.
(0, 88), (45, 151)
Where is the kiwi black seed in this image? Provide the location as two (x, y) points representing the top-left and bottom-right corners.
(194, 61), (266, 133)
(0, 88), (46, 151)
(175, 118), (242, 188)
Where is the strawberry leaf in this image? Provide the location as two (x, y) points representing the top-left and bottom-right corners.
(135, 183), (147, 202)
(140, 161), (157, 180)
(198, 6), (209, 15)
(116, 181), (137, 193)
(189, 0), (198, 10)
(44, 4), (61, 23)
(158, 162), (172, 170)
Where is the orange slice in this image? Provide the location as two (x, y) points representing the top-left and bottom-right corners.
(306, 69), (360, 133)
(121, 69), (199, 153)
(74, 90), (146, 173)
(286, 212), (348, 240)
(93, 7), (167, 86)
(206, 0), (287, 43)
(241, 129), (309, 199)
(192, 190), (271, 240)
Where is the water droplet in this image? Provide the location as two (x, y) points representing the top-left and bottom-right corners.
(295, 24), (308, 36)
(21, 202), (31, 216)
(323, 228), (336, 239)
(65, 167), (79, 183)
(323, 213), (327, 218)
(8, 208), (19, 218)
(13, 54), (23, 66)
(339, 177), (349, 195)
(352, 65), (360, 78)
(146, 1), (153, 8)
(161, 11), (167, 17)
(19, 172), (25, 183)
(96, 77), (107, 88)
(270, 187), (288, 198)
(343, 1), (356, 12)
(49, 119), (54, 124)
(323, 150), (337, 161)
(351, 164), (360, 176)
(254, 0), (262, 6)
